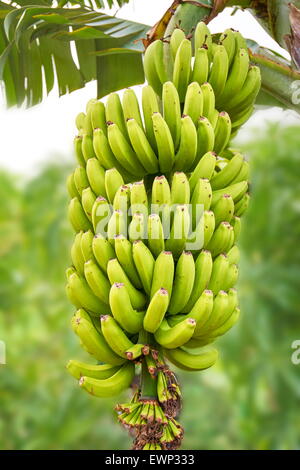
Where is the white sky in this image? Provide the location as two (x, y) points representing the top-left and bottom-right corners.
(0, 2), (298, 175)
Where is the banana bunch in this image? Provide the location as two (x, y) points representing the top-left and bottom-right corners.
(66, 23), (257, 450)
(144, 22), (261, 133)
(66, 159), (247, 388)
(71, 71), (244, 184)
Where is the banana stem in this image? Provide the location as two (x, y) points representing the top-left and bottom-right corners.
(139, 330), (158, 399)
(141, 359), (157, 399)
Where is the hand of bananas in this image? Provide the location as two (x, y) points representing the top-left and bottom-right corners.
(66, 22), (260, 450)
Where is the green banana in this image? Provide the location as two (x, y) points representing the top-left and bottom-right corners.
(223, 263), (239, 291)
(66, 282), (81, 309)
(192, 46), (209, 84)
(74, 166), (89, 196)
(164, 347), (218, 371)
(154, 318), (196, 349)
(233, 160), (250, 184)
(201, 82), (215, 124)
(208, 45), (229, 99)
(183, 250), (213, 313)
(75, 112), (86, 133)
(71, 309), (124, 365)
(143, 288), (169, 333)
(141, 85), (160, 152)
(210, 306), (240, 338)
(93, 128), (132, 179)
(208, 253), (230, 295)
(195, 117), (215, 168)
(144, 40), (167, 96)
(90, 100), (107, 133)
(210, 153), (244, 190)
(113, 185), (130, 217)
(105, 92), (128, 138)
(211, 181), (248, 206)
(190, 289), (214, 335)
(71, 231), (85, 275)
(234, 30), (248, 50)
(183, 81), (204, 126)
(194, 22), (212, 57)
(67, 172), (80, 200)
(217, 48), (250, 108)
(79, 362), (135, 398)
(219, 28), (236, 66)
(151, 174), (171, 205)
(226, 65), (261, 111)
(235, 193), (250, 217)
(84, 259), (111, 305)
(203, 210), (216, 247)
(68, 271), (110, 315)
(132, 240), (155, 295)
(80, 230), (96, 263)
(130, 180), (148, 213)
(109, 282), (144, 334)
(86, 158), (106, 197)
(92, 234), (115, 272)
(191, 178), (212, 227)
(122, 88), (143, 130)
(68, 197), (92, 233)
(67, 360), (120, 380)
(162, 81), (181, 150)
(206, 221), (232, 258)
(82, 133), (96, 161)
(129, 212), (146, 243)
(213, 112), (232, 155)
(107, 122), (145, 178)
(100, 314), (135, 358)
(127, 118), (159, 174)
(173, 39), (192, 102)
(201, 290), (230, 331)
(104, 168), (124, 205)
(81, 187), (96, 221)
(168, 251), (195, 314)
(170, 28), (186, 61)
(189, 151), (217, 192)
(107, 210), (127, 245)
(170, 172), (190, 205)
(213, 194), (234, 226)
(114, 235), (142, 289)
(165, 204), (190, 258)
(152, 112), (175, 173)
(231, 215), (241, 241)
(227, 245), (240, 265)
(147, 213), (165, 257)
(174, 115), (197, 171)
(225, 288), (239, 320)
(84, 100), (94, 135)
(107, 258), (146, 310)
(91, 196), (111, 234)
(150, 251), (174, 299)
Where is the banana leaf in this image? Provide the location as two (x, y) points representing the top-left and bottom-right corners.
(0, 5), (150, 106)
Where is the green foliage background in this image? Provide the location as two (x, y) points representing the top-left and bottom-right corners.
(0, 124), (300, 450)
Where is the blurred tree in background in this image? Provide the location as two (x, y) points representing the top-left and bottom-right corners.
(0, 123), (299, 450)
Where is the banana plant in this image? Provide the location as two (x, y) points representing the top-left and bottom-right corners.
(1, 0), (299, 452)
(0, 0), (300, 113)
